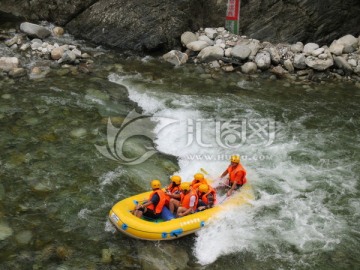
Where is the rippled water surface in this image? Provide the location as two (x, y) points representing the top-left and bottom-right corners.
(0, 44), (360, 269)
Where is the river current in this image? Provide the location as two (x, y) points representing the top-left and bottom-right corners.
(1, 41), (359, 269)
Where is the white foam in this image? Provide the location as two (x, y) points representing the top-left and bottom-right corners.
(108, 72), (353, 266)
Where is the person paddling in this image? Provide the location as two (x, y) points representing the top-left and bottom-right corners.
(220, 155), (247, 197)
(133, 180), (166, 219)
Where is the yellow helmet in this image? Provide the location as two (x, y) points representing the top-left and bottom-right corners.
(230, 155), (240, 163)
(194, 173), (204, 181)
(198, 184), (209, 193)
(151, 179), (161, 189)
(180, 182), (191, 191)
(170, 175), (181, 185)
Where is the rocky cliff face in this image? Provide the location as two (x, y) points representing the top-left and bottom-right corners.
(1, 0), (359, 52)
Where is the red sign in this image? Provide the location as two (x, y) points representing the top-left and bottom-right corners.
(226, 0), (240, 20)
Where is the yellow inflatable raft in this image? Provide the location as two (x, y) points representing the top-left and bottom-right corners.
(109, 183), (254, 240)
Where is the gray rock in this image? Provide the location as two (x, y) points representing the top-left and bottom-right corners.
(186, 41), (209, 52)
(329, 40), (344, 56)
(284, 59), (294, 73)
(348, 59), (357, 67)
(303, 43), (319, 54)
(266, 46), (281, 64)
(163, 50), (188, 66)
(271, 65), (288, 77)
(293, 53), (307, 69)
(343, 45), (355, 54)
(51, 47), (65, 60)
(59, 50), (77, 64)
(312, 48), (325, 57)
(248, 39), (261, 57)
(181, 32), (197, 47)
(198, 46), (224, 62)
(9, 68), (27, 78)
(31, 42), (42, 50)
(318, 53), (328, 60)
(336, 34), (358, 49)
(52, 26), (64, 36)
(5, 35), (19, 47)
(255, 51), (271, 70)
(20, 43), (30, 51)
(231, 45), (251, 60)
(291, 42), (304, 53)
(305, 55), (334, 71)
(198, 35), (214, 46)
(204, 28), (218, 39)
(0, 57), (19, 72)
(224, 47), (232, 57)
(72, 48), (82, 58)
(20, 22), (51, 39)
(334, 56), (353, 74)
(241, 62), (258, 74)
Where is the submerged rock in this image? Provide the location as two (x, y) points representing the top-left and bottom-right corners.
(0, 221), (13, 240)
(163, 50), (188, 66)
(0, 57), (19, 72)
(70, 128), (87, 138)
(15, 230), (33, 245)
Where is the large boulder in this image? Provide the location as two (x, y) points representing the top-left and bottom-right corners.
(238, 0), (360, 45)
(20, 22), (51, 39)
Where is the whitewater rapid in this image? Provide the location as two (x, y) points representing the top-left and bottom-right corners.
(108, 70), (355, 266)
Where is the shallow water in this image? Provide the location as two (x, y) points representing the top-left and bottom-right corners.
(1, 42), (360, 269)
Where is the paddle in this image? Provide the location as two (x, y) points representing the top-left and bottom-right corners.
(200, 168), (231, 188)
(199, 167), (233, 205)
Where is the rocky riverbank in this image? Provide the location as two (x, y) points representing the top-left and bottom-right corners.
(1, 21), (360, 86)
(0, 22), (95, 80)
(163, 28), (360, 84)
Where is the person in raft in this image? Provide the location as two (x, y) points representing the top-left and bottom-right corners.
(164, 175), (182, 206)
(191, 173), (208, 189)
(220, 155), (247, 197)
(133, 179), (166, 219)
(197, 184), (216, 211)
(169, 182), (198, 217)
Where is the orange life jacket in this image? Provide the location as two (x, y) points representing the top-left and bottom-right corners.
(199, 187), (217, 205)
(147, 189), (166, 214)
(180, 189), (198, 211)
(164, 183), (181, 205)
(228, 163), (247, 185)
(167, 183), (180, 194)
(191, 178), (208, 189)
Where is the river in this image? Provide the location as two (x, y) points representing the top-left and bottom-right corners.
(0, 37), (360, 269)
